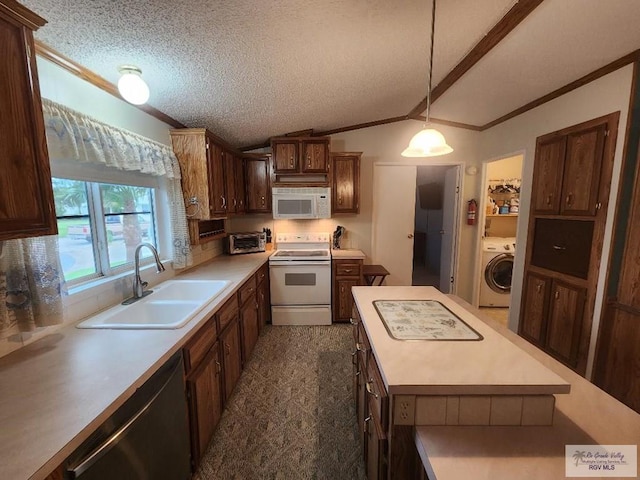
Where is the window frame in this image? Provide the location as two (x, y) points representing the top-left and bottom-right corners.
(51, 163), (170, 287)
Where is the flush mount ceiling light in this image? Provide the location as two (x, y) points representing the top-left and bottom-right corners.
(117, 65), (150, 105)
(402, 0), (453, 157)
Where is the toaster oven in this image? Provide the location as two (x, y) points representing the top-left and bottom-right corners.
(227, 232), (266, 255)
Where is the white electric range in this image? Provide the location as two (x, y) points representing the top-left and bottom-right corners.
(269, 233), (332, 325)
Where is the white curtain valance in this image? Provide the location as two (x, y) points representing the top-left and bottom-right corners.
(42, 98), (192, 270)
(42, 98), (181, 180)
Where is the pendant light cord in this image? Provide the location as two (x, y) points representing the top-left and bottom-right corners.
(425, 0), (436, 124)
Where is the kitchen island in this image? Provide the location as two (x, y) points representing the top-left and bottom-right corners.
(350, 286), (639, 480)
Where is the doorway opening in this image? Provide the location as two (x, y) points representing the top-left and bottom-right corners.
(372, 163), (461, 294)
(476, 154), (523, 328)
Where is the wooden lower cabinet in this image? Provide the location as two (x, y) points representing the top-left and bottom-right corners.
(366, 401), (388, 480)
(240, 292), (259, 365)
(519, 271), (586, 370)
(257, 267), (271, 331)
(186, 342), (223, 467)
(333, 259), (363, 322)
(220, 318), (242, 402)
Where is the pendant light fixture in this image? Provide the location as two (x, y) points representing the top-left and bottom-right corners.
(117, 65), (150, 105)
(402, 0), (453, 157)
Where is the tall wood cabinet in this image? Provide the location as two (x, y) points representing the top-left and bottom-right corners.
(244, 154), (271, 213)
(0, 1), (57, 241)
(519, 113), (619, 374)
(333, 258), (363, 323)
(331, 152), (361, 214)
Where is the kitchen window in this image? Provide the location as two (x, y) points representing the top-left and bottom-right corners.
(53, 177), (160, 284)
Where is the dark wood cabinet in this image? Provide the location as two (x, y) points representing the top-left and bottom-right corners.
(0, 2), (57, 241)
(272, 140), (299, 173)
(333, 259), (363, 323)
(186, 342), (223, 467)
(301, 139), (329, 173)
(366, 400), (387, 480)
(256, 263), (270, 331)
(520, 272), (550, 346)
(332, 152), (361, 214)
(244, 155), (271, 213)
(183, 317), (222, 470)
(531, 136), (565, 214)
(531, 121), (607, 217)
(270, 136), (330, 185)
(219, 303), (242, 402)
(240, 299), (258, 363)
(209, 142), (227, 217)
(520, 113), (619, 375)
(223, 151), (246, 214)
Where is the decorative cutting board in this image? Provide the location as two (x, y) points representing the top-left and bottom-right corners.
(373, 300), (483, 341)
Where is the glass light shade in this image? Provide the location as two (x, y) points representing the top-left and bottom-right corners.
(401, 127), (453, 157)
(117, 67), (150, 105)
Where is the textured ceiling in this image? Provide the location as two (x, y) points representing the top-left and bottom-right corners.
(21, 0), (640, 148)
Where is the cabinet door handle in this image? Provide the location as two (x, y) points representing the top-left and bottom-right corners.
(552, 245), (566, 251)
(546, 194), (552, 205)
(221, 196), (227, 208)
(215, 360), (221, 374)
(566, 193), (573, 205)
(364, 415), (371, 433)
(290, 157), (294, 167)
(233, 198), (237, 207)
(339, 197), (343, 205)
(225, 342), (230, 354)
(554, 291), (560, 300)
(536, 283), (542, 293)
(355, 342), (366, 353)
(340, 286), (345, 293)
(261, 196), (265, 205)
(344, 269), (352, 273)
(349, 317), (358, 325)
(365, 381), (378, 398)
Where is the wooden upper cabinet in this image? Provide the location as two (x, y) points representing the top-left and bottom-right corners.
(270, 136), (330, 178)
(0, 3), (57, 241)
(244, 155), (271, 213)
(531, 136), (565, 214)
(561, 124), (606, 216)
(209, 142), (227, 216)
(170, 130), (226, 219)
(234, 154), (246, 214)
(272, 140), (298, 173)
(223, 150), (237, 214)
(301, 140), (329, 173)
(532, 115), (613, 217)
(332, 153), (361, 214)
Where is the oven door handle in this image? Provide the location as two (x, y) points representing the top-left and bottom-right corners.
(269, 261), (331, 267)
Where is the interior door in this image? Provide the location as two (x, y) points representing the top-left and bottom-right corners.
(372, 165), (417, 285)
(439, 166), (460, 293)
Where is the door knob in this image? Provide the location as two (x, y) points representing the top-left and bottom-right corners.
(407, 233), (414, 239)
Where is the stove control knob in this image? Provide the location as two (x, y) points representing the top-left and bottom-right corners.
(504, 244), (510, 251)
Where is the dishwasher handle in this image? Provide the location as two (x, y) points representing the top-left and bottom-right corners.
(69, 355), (183, 478)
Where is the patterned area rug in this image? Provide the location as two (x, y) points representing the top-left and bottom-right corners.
(194, 325), (366, 480)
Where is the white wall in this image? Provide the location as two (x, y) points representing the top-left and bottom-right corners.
(479, 64), (633, 378)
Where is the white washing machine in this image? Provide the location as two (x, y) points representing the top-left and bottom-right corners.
(479, 237), (516, 307)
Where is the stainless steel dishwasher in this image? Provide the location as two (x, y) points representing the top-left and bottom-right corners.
(66, 351), (191, 480)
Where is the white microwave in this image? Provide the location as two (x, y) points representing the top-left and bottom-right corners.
(272, 187), (331, 219)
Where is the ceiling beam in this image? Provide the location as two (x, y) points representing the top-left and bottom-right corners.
(480, 49), (640, 130)
(407, 0), (546, 119)
(34, 40), (186, 129)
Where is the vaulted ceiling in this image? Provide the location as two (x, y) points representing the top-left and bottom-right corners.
(22, 0), (640, 149)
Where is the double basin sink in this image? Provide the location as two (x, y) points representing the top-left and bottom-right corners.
(77, 279), (230, 329)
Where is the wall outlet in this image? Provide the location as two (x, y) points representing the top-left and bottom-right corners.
(394, 395), (416, 425)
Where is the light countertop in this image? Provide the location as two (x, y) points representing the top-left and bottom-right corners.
(352, 286), (570, 395)
(0, 252), (270, 480)
(415, 296), (640, 480)
(331, 249), (366, 259)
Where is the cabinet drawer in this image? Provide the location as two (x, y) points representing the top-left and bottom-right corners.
(256, 263), (268, 285)
(239, 275), (257, 306)
(335, 261), (362, 277)
(366, 353), (389, 431)
(184, 317), (217, 374)
(217, 296), (239, 332)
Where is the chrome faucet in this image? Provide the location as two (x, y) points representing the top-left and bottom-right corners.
(122, 243), (165, 305)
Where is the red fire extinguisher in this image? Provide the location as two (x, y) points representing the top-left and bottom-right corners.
(467, 199), (477, 225)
